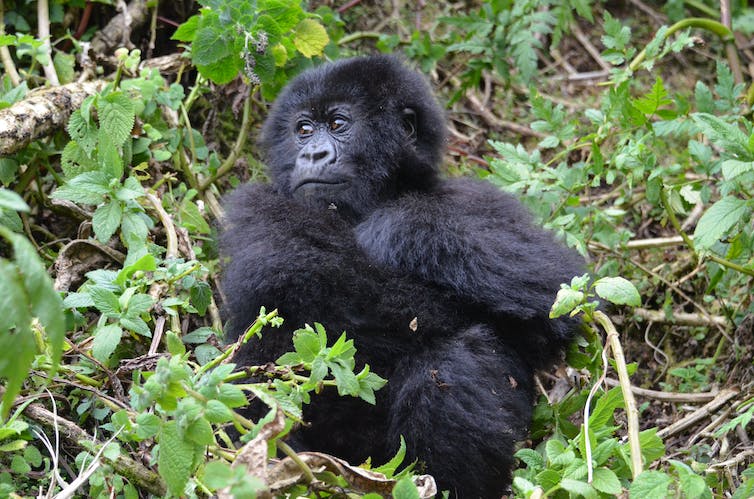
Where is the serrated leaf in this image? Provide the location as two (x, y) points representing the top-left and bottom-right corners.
(632, 77), (672, 115)
(693, 196), (749, 250)
(172, 15), (199, 42)
(192, 22), (233, 66)
(721, 159), (754, 181)
(293, 329), (320, 363)
(594, 276), (641, 306)
(91, 324), (123, 363)
(691, 113), (750, 159)
(593, 467), (622, 494)
(589, 387), (624, 428)
(67, 109), (98, 155)
(135, 412), (161, 439)
(186, 417), (214, 446)
(669, 460), (708, 499)
(98, 92), (135, 147)
(92, 201), (123, 243)
(51, 171), (111, 205)
(89, 286), (120, 316)
(293, 19), (328, 58)
(330, 361), (359, 397)
(205, 399), (234, 423)
(179, 199), (210, 234)
(158, 420), (196, 496)
(629, 470), (671, 498)
(203, 461), (234, 489)
(190, 282), (211, 316)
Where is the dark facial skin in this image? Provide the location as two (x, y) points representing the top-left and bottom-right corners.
(290, 105), (353, 203)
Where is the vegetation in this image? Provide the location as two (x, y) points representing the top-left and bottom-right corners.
(0, 0), (753, 497)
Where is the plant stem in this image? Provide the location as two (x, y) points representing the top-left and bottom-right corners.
(594, 311), (643, 479)
(36, 0), (60, 85)
(277, 440), (315, 484)
(0, 0), (21, 86)
(199, 85), (254, 191)
(629, 18), (734, 72)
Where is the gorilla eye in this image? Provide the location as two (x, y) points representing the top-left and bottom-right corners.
(329, 117), (347, 131)
(297, 122), (314, 136)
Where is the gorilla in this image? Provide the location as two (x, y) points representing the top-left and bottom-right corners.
(221, 55), (584, 498)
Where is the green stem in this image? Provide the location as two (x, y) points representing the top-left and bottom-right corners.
(199, 85), (254, 191)
(629, 18), (734, 72)
(277, 440), (315, 484)
(338, 31), (382, 45)
(196, 309), (279, 376)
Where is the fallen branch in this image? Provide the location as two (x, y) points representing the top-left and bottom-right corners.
(1, 387), (165, 495)
(0, 81), (105, 155)
(604, 378), (718, 403)
(657, 388), (739, 439)
(633, 308), (728, 328)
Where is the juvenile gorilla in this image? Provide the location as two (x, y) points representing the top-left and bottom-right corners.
(221, 55), (584, 498)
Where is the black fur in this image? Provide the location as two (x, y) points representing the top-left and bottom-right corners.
(221, 55), (584, 498)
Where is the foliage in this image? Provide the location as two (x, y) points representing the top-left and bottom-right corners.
(0, 0), (752, 497)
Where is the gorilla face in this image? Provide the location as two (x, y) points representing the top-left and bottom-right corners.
(258, 56), (447, 219)
(289, 104), (358, 206)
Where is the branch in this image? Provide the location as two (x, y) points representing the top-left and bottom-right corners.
(1, 387), (166, 495)
(0, 80), (105, 155)
(37, 0), (60, 85)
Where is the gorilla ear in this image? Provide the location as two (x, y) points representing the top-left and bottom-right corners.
(402, 107), (417, 141)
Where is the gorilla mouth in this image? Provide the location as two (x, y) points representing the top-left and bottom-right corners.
(293, 179), (347, 191)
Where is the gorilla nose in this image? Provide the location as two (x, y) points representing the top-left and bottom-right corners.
(300, 140), (336, 168)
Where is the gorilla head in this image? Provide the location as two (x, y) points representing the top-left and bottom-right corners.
(259, 56), (446, 218)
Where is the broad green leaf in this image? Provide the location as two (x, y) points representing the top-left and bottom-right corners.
(135, 412), (160, 439)
(192, 22), (233, 66)
(98, 92), (135, 147)
(293, 19), (328, 58)
(92, 201), (123, 243)
(179, 199), (211, 234)
(89, 287), (120, 316)
(51, 171), (111, 205)
(515, 448), (545, 470)
(721, 159), (754, 181)
(203, 461), (233, 490)
(392, 477), (420, 499)
(594, 276), (641, 306)
(588, 387), (624, 428)
(550, 287), (584, 318)
(693, 196), (749, 250)
(593, 467), (623, 494)
(629, 470), (671, 498)
(561, 478), (597, 498)
(293, 329), (320, 363)
(158, 420), (197, 496)
(204, 399), (234, 424)
(67, 109), (98, 155)
(330, 361), (359, 397)
(172, 15), (199, 42)
(372, 436), (406, 477)
(91, 324), (123, 363)
(0, 189), (28, 212)
(0, 259), (34, 419)
(186, 417), (214, 446)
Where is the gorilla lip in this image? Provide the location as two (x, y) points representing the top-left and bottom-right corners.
(293, 179), (347, 190)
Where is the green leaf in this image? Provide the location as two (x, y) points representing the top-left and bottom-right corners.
(629, 470), (671, 498)
(561, 478), (597, 498)
(372, 436), (406, 477)
(51, 171), (111, 205)
(0, 259), (34, 419)
(293, 328), (320, 363)
(669, 460), (708, 499)
(179, 199), (211, 234)
(186, 417), (215, 446)
(98, 91), (135, 147)
(172, 15), (200, 42)
(189, 282), (211, 316)
(691, 113), (750, 160)
(135, 412), (161, 439)
(91, 324), (123, 363)
(67, 108), (98, 155)
(593, 467), (622, 494)
(693, 196), (749, 250)
(89, 287), (120, 316)
(293, 19), (329, 58)
(330, 361), (359, 397)
(158, 420), (197, 497)
(0, 189), (28, 212)
(550, 287), (584, 318)
(594, 276), (641, 306)
(588, 387), (624, 428)
(392, 477), (420, 499)
(92, 201), (123, 243)
(203, 461), (234, 490)
(722, 160), (754, 181)
(632, 77), (672, 115)
(205, 399), (234, 423)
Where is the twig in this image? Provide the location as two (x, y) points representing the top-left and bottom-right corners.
(145, 192), (178, 259)
(720, 0), (744, 84)
(0, 0), (20, 86)
(37, 0), (60, 85)
(570, 23), (611, 72)
(623, 236), (687, 250)
(708, 449), (754, 469)
(466, 93), (545, 138)
(594, 311), (643, 478)
(657, 388), (739, 439)
(604, 378), (718, 403)
(633, 308), (728, 328)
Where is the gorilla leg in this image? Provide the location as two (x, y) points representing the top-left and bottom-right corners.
(386, 326), (533, 499)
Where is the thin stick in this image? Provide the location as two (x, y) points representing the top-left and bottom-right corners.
(37, 0), (60, 85)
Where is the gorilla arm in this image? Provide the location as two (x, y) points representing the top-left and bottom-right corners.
(354, 178), (585, 363)
(220, 183), (467, 363)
